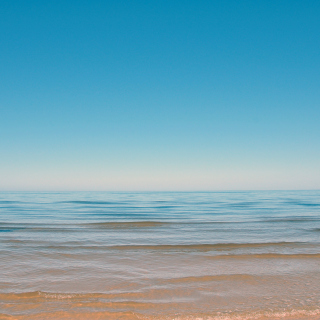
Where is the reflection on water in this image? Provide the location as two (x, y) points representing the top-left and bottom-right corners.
(0, 191), (320, 319)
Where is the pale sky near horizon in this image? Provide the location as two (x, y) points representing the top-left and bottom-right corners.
(1, 0), (320, 191)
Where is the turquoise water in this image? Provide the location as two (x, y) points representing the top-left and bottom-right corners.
(1, 191), (320, 319)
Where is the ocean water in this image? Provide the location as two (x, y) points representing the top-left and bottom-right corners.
(0, 191), (320, 320)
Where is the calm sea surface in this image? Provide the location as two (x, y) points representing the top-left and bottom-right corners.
(1, 191), (320, 320)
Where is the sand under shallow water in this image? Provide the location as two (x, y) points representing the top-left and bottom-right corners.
(0, 191), (320, 319)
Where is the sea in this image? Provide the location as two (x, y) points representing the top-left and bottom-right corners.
(0, 191), (320, 320)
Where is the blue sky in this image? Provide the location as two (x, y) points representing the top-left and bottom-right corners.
(1, 0), (320, 190)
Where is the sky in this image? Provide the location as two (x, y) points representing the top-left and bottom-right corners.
(1, 0), (320, 191)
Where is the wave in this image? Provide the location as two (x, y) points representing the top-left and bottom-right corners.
(84, 221), (170, 228)
(0, 221), (266, 233)
(206, 253), (320, 259)
(225, 201), (260, 208)
(0, 310), (141, 320)
(94, 241), (312, 251)
(285, 200), (320, 207)
(262, 217), (320, 222)
(0, 200), (24, 204)
(0, 292), (320, 320)
(166, 274), (257, 284)
(0, 221), (170, 232)
(57, 201), (177, 209)
(19, 241), (314, 252)
(58, 200), (124, 205)
(0, 224), (78, 233)
(1, 311), (320, 320)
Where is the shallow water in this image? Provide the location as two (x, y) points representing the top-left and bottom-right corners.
(0, 191), (320, 319)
